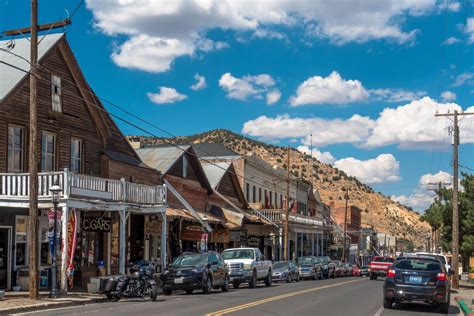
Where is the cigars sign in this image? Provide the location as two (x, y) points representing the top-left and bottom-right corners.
(82, 217), (111, 232)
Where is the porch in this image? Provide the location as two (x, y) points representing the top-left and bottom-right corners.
(0, 169), (167, 292)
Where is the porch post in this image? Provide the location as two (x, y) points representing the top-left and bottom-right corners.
(119, 209), (127, 275)
(311, 234), (315, 256)
(320, 234), (324, 257)
(60, 206), (69, 293)
(161, 210), (167, 271)
(278, 227), (283, 261)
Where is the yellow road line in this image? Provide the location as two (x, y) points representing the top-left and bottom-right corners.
(204, 279), (363, 316)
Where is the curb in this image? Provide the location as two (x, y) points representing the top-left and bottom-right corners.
(0, 297), (107, 315)
(455, 296), (474, 316)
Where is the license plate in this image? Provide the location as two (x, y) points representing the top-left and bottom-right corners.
(174, 277), (184, 284)
(409, 276), (422, 283)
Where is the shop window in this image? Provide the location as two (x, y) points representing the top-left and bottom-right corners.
(51, 75), (62, 112)
(41, 132), (56, 172)
(70, 138), (83, 173)
(7, 125), (24, 173)
(15, 216), (28, 267)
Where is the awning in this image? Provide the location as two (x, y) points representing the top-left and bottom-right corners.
(166, 207), (221, 224)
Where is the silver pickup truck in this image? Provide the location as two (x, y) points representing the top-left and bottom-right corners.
(221, 248), (272, 289)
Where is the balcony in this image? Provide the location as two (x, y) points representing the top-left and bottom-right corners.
(0, 169), (166, 209)
(253, 209), (324, 228)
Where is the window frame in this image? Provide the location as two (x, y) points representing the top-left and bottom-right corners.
(7, 125), (25, 173)
(51, 74), (62, 113)
(70, 138), (83, 173)
(41, 132), (57, 172)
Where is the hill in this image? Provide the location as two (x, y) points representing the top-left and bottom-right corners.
(130, 129), (430, 245)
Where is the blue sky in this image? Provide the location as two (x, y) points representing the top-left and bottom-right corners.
(1, 0), (474, 211)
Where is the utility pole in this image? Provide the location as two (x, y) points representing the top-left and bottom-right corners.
(435, 110), (474, 289)
(342, 188), (349, 262)
(3, 1), (71, 299)
(284, 146), (290, 261)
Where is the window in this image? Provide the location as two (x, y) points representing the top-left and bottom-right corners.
(258, 188), (262, 203)
(15, 216), (28, 266)
(41, 132), (56, 171)
(51, 75), (62, 112)
(182, 155), (189, 178)
(269, 191), (272, 207)
(70, 138), (83, 173)
(246, 183), (250, 201)
(7, 126), (24, 172)
(252, 186), (256, 203)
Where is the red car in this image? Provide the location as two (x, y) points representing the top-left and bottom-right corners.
(333, 261), (345, 277)
(369, 256), (395, 280)
(352, 265), (361, 276)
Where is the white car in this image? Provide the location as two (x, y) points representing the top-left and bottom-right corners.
(221, 248), (272, 289)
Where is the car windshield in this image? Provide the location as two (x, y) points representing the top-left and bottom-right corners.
(222, 249), (254, 260)
(394, 259), (442, 272)
(374, 257), (395, 263)
(273, 262), (289, 269)
(299, 257), (313, 265)
(314, 257), (327, 264)
(172, 253), (208, 267)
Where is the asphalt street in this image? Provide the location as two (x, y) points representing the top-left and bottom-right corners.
(15, 277), (461, 316)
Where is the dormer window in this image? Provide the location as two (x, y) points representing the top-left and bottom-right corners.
(182, 154), (188, 178)
(51, 75), (62, 112)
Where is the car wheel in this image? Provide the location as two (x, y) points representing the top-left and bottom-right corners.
(150, 286), (158, 301)
(319, 271), (323, 280)
(383, 297), (393, 309)
(249, 270), (257, 288)
(163, 289), (172, 296)
(232, 282), (240, 289)
(332, 271), (336, 278)
(185, 289), (193, 295)
(286, 273), (291, 283)
(265, 270), (272, 287)
(221, 275), (230, 292)
(296, 274), (300, 282)
(203, 275), (212, 294)
(373, 275), (378, 280)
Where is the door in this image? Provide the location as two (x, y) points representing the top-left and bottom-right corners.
(255, 249), (265, 278)
(0, 227), (11, 290)
(209, 252), (222, 285)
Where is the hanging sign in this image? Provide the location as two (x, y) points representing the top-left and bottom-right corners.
(211, 228), (229, 243)
(181, 222), (204, 241)
(48, 209), (62, 257)
(82, 217), (111, 232)
(247, 236), (261, 247)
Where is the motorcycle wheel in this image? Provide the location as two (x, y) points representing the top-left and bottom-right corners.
(150, 286), (157, 301)
(106, 293), (120, 302)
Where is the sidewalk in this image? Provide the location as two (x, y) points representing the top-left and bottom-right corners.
(0, 291), (106, 315)
(453, 280), (474, 315)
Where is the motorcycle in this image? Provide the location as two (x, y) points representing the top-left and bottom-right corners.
(103, 261), (158, 302)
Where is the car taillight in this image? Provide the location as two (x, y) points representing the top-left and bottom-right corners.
(387, 269), (396, 278)
(436, 273), (447, 281)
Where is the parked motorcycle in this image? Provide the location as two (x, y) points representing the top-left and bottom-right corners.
(103, 261), (158, 302)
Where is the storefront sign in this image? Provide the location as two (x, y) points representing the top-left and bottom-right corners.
(82, 217), (111, 232)
(247, 236), (261, 247)
(211, 228), (229, 243)
(229, 230), (241, 242)
(145, 221), (163, 235)
(181, 222), (204, 241)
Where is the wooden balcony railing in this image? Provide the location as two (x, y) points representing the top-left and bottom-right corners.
(0, 169), (166, 205)
(252, 209), (324, 227)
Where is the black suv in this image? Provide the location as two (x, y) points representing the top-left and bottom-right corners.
(161, 251), (229, 295)
(383, 256), (451, 313)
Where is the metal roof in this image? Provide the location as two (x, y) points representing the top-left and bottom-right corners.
(136, 145), (190, 174)
(192, 143), (240, 159)
(201, 162), (231, 189)
(0, 33), (64, 101)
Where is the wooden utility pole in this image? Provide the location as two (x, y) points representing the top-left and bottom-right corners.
(28, 0), (39, 299)
(435, 110), (474, 289)
(342, 188), (349, 262)
(3, 1), (71, 299)
(284, 146), (290, 261)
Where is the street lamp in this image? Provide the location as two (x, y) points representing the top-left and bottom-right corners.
(200, 215), (209, 253)
(49, 180), (62, 298)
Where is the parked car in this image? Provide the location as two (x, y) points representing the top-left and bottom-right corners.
(298, 256), (323, 280)
(344, 263), (353, 277)
(221, 247), (272, 289)
(314, 256), (336, 279)
(414, 252), (450, 275)
(160, 252), (229, 295)
(360, 265), (369, 277)
(352, 265), (361, 277)
(383, 256), (451, 313)
(369, 256), (395, 280)
(333, 261), (345, 277)
(271, 261), (300, 283)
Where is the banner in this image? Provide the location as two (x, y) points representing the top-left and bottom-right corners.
(48, 209), (62, 257)
(67, 210), (77, 277)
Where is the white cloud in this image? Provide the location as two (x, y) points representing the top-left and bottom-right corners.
(146, 87), (188, 104)
(86, 0), (438, 73)
(440, 90), (456, 102)
(253, 29), (287, 40)
(391, 193), (435, 211)
(437, 1), (461, 12)
(219, 73), (279, 102)
(190, 73), (207, 91)
(419, 171), (452, 187)
(266, 90), (281, 105)
(297, 145), (335, 164)
(442, 37), (461, 45)
(369, 88), (427, 102)
(334, 154), (400, 184)
(289, 71), (369, 106)
(466, 17), (474, 43)
(453, 72), (474, 86)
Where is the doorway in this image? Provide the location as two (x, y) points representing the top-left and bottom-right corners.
(0, 227), (11, 290)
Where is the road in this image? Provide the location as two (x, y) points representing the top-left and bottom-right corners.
(16, 277), (461, 316)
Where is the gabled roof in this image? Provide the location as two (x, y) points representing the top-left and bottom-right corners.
(136, 145), (190, 174)
(192, 143), (240, 160)
(0, 33), (63, 101)
(201, 162), (231, 189)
